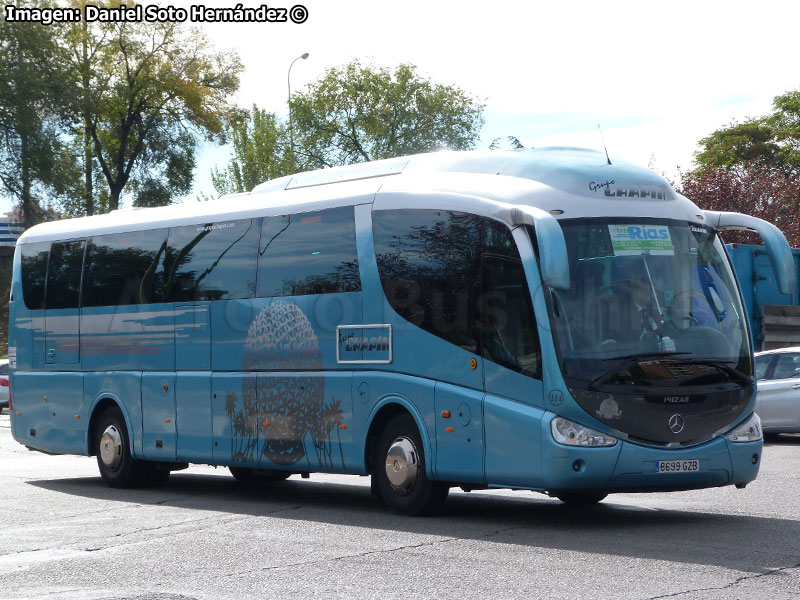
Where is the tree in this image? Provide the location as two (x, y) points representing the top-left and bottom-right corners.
(211, 106), (292, 196)
(290, 61), (485, 170)
(676, 162), (800, 247)
(695, 89), (800, 178)
(0, 5), (70, 227)
(489, 136), (525, 151)
(62, 13), (242, 212)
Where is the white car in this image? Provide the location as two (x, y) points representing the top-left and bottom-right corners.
(754, 346), (800, 434)
(0, 359), (8, 412)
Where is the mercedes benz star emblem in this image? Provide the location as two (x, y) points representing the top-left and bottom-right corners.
(669, 414), (685, 434)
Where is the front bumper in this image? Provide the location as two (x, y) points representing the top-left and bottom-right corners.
(539, 414), (761, 493)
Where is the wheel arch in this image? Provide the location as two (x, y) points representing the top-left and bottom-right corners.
(87, 394), (135, 457)
(364, 396), (435, 477)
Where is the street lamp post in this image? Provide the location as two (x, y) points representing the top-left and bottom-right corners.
(288, 52), (309, 172)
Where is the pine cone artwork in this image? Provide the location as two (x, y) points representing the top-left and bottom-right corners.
(240, 300), (324, 465)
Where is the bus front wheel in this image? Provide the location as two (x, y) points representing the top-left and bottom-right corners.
(373, 414), (448, 516)
(95, 406), (145, 488)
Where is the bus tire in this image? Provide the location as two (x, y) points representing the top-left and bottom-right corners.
(373, 414), (448, 516)
(229, 466), (291, 483)
(94, 406), (145, 488)
(555, 492), (608, 506)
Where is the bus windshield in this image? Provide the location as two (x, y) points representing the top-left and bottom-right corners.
(547, 218), (752, 393)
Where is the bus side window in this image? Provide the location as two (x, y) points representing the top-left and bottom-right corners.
(257, 206), (360, 297)
(164, 218), (260, 302)
(83, 229), (168, 307)
(46, 240), (86, 310)
(20, 242), (50, 310)
(373, 209), (481, 352)
(479, 222), (542, 379)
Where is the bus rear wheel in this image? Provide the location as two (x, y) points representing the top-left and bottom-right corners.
(373, 414), (448, 516)
(95, 406), (146, 488)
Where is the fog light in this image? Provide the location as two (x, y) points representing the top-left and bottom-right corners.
(752, 453), (758, 465)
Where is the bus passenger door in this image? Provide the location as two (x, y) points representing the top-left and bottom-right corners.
(481, 248), (546, 488)
(141, 373), (177, 461)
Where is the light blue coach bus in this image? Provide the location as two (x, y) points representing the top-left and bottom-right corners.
(9, 148), (794, 515)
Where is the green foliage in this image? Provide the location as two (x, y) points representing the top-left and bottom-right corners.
(0, 3), (72, 226)
(677, 162), (800, 246)
(211, 106), (292, 195)
(51, 3), (242, 214)
(290, 61), (485, 169)
(81, 17), (241, 210)
(695, 88), (800, 178)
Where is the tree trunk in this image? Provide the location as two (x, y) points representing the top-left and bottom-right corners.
(20, 130), (34, 229)
(84, 122), (93, 216)
(82, 23), (94, 216)
(109, 182), (123, 211)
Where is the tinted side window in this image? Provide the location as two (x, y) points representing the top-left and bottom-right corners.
(373, 209), (482, 351)
(164, 219), (260, 302)
(480, 222), (542, 379)
(20, 242), (50, 310)
(46, 240), (85, 310)
(83, 229), (168, 307)
(754, 354), (772, 380)
(257, 206), (360, 297)
(771, 353), (800, 379)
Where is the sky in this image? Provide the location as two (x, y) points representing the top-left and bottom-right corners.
(3, 0), (800, 214)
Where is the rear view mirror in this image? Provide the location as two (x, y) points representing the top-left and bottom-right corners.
(510, 207), (570, 290)
(703, 210), (796, 296)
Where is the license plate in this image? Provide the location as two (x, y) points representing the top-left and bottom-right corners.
(655, 459), (700, 473)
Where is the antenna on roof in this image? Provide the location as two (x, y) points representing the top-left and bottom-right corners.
(597, 124), (612, 165)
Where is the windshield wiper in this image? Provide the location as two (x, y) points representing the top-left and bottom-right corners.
(591, 352), (690, 389)
(668, 357), (752, 385)
(590, 354), (751, 390)
(601, 351), (690, 362)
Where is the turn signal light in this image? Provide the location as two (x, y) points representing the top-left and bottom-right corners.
(441, 410), (451, 419)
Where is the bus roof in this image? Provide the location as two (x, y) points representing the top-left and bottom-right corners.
(17, 147), (700, 244)
(253, 147), (676, 203)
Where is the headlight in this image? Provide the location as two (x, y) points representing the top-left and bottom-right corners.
(725, 412), (762, 443)
(551, 417), (617, 447)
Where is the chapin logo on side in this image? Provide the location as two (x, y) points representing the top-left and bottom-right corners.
(343, 335), (390, 352)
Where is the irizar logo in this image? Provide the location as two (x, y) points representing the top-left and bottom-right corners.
(664, 396), (690, 404)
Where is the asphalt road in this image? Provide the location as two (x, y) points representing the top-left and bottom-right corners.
(1, 408), (799, 600)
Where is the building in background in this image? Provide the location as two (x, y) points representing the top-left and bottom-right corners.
(0, 214), (23, 272)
